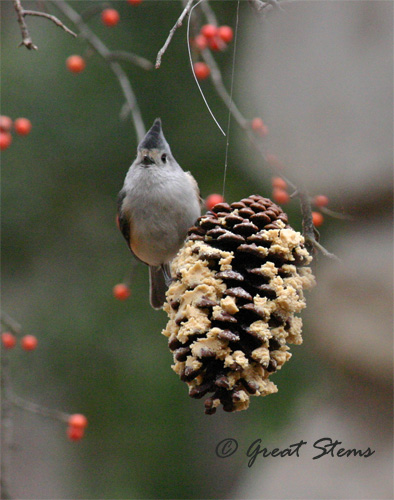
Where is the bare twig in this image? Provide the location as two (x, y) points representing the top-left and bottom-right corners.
(0, 311), (22, 335)
(248, 0), (284, 14)
(155, 0), (195, 69)
(187, 3), (336, 260)
(201, 49), (247, 129)
(310, 239), (341, 261)
(8, 392), (70, 423)
(13, 0), (37, 49)
(0, 311), (78, 498)
(1, 350), (13, 500)
(12, 0), (76, 50)
(200, 48), (299, 192)
(53, 0), (146, 142)
(320, 205), (355, 220)
(299, 189), (341, 261)
(199, 0), (218, 26)
(23, 10), (77, 37)
(107, 51), (153, 71)
(79, 2), (110, 23)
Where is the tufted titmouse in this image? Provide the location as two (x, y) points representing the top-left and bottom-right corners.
(117, 118), (201, 309)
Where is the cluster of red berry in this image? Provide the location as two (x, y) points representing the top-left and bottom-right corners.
(192, 24), (234, 81)
(270, 176), (329, 227)
(2, 332), (38, 350)
(66, 1), (143, 74)
(0, 116), (32, 151)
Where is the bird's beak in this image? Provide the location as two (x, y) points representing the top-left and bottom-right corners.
(141, 154), (154, 166)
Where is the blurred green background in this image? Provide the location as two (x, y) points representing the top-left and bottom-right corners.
(1, 1), (392, 499)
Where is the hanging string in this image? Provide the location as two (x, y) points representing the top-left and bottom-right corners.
(222, 0), (241, 198)
(187, 0), (226, 136)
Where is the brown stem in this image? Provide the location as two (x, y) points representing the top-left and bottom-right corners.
(8, 393), (70, 423)
(13, 0), (76, 50)
(23, 10), (77, 38)
(1, 350), (13, 499)
(107, 51), (153, 71)
(192, 3), (336, 260)
(13, 0), (37, 49)
(53, 0), (146, 142)
(0, 312), (22, 335)
(155, 0), (195, 69)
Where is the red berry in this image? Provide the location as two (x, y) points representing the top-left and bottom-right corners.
(312, 211), (324, 227)
(313, 194), (329, 207)
(0, 131), (12, 151)
(194, 62), (210, 81)
(271, 176), (287, 190)
(208, 36), (226, 52)
(21, 335), (38, 351)
(218, 25), (233, 43)
(0, 116), (13, 132)
(113, 283), (131, 300)
(272, 188), (290, 205)
(67, 425), (84, 441)
(205, 193), (224, 211)
(66, 55), (85, 74)
(101, 8), (120, 27)
(251, 117), (268, 137)
(14, 117), (32, 136)
(193, 34), (208, 51)
(2, 332), (17, 349)
(127, 0), (142, 4)
(201, 24), (218, 39)
(68, 413), (88, 429)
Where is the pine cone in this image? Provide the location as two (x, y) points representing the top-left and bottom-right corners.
(162, 195), (315, 414)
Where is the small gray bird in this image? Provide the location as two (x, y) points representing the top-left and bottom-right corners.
(117, 118), (201, 309)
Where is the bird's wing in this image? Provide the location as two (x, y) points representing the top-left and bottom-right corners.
(185, 171), (204, 209)
(117, 189), (131, 245)
(117, 189), (145, 265)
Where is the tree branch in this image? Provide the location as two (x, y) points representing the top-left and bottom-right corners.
(7, 392), (70, 423)
(199, 0), (218, 26)
(248, 0), (284, 14)
(53, 0), (146, 142)
(13, 0), (37, 50)
(107, 51), (153, 71)
(155, 0), (195, 69)
(1, 350), (13, 500)
(298, 188), (341, 261)
(0, 311), (22, 335)
(12, 0), (76, 50)
(201, 49), (247, 129)
(185, 1), (337, 260)
(23, 9), (77, 38)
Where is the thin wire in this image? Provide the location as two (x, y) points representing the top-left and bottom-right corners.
(187, 0), (226, 136)
(222, 0), (241, 198)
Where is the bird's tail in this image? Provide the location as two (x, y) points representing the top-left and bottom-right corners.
(149, 264), (171, 309)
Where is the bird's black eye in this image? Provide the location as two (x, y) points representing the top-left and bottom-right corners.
(161, 154), (167, 163)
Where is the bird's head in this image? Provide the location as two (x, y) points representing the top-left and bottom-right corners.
(136, 118), (174, 168)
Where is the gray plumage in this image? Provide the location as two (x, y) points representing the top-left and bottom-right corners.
(117, 118), (201, 309)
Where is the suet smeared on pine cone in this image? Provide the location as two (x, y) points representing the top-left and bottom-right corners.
(162, 195), (315, 414)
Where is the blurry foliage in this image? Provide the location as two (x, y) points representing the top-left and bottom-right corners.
(1, 1), (319, 498)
